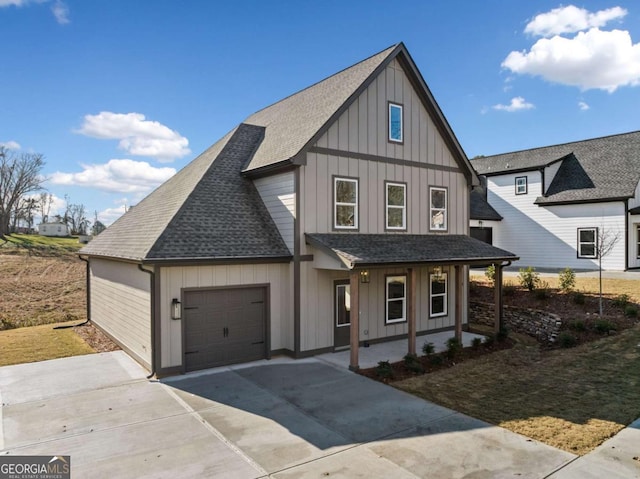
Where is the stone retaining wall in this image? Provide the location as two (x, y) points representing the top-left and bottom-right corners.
(470, 301), (562, 343)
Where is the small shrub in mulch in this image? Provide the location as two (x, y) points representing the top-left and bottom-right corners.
(558, 331), (578, 348)
(624, 304), (638, 318)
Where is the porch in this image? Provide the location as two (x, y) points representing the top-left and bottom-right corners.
(317, 330), (486, 369)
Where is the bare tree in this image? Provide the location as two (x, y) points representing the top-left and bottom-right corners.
(92, 210), (106, 235)
(0, 147), (45, 238)
(597, 227), (621, 316)
(66, 201), (90, 235)
(38, 192), (54, 223)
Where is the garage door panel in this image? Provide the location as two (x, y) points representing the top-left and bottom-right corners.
(184, 287), (267, 371)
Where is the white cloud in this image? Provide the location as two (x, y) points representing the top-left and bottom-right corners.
(578, 101), (590, 110)
(503, 28), (640, 92)
(525, 5), (627, 37)
(505, 6), (640, 92)
(492, 97), (535, 112)
(77, 112), (190, 162)
(48, 159), (176, 194)
(51, 0), (69, 24)
(0, 140), (21, 150)
(0, 0), (70, 24)
(96, 206), (128, 226)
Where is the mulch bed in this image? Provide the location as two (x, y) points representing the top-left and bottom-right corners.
(73, 322), (121, 353)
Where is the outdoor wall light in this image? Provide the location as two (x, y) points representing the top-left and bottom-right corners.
(171, 298), (182, 320)
(360, 270), (370, 283)
(432, 266), (443, 279)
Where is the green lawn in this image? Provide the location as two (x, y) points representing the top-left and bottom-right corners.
(1, 233), (83, 254)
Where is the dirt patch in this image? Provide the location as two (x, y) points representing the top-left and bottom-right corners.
(73, 322), (121, 353)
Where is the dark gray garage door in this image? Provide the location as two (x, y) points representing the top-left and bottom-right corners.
(184, 287), (267, 371)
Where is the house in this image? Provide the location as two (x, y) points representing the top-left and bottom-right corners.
(471, 131), (640, 271)
(38, 222), (69, 237)
(80, 43), (517, 376)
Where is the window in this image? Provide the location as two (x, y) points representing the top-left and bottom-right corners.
(334, 177), (358, 229)
(386, 182), (406, 230)
(515, 176), (528, 195)
(577, 228), (598, 258)
(430, 272), (447, 317)
(429, 187), (447, 231)
(385, 275), (406, 324)
(388, 103), (403, 143)
(636, 225), (640, 259)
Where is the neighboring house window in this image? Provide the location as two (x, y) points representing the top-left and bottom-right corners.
(57, 226), (62, 232)
(334, 177), (358, 229)
(515, 176), (527, 195)
(636, 225), (640, 258)
(430, 187), (447, 231)
(430, 272), (447, 317)
(388, 103), (403, 143)
(385, 275), (406, 324)
(386, 182), (406, 230)
(577, 228), (598, 258)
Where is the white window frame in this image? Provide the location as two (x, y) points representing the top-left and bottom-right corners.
(429, 187), (447, 231)
(385, 275), (406, 324)
(515, 176), (528, 195)
(388, 103), (403, 143)
(577, 227), (598, 259)
(430, 272), (448, 318)
(385, 182), (406, 230)
(334, 177), (358, 229)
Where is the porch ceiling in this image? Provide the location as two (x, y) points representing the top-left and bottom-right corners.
(305, 233), (518, 269)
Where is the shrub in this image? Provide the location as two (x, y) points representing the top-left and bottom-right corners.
(594, 319), (615, 334)
(429, 355), (444, 366)
(558, 332), (578, 348)
(485, 264), (496, 285)
(613, 294), (630, 308)
(558, 268), (576, 293)
(534, 280), (551, 300)
(403, 353), (424, 374)
(518, 266), (540, 291)
(573, 291), (586, 305)
(624, 304), (638, 318)
(569, 319), (586, 332)
(375, 360), (393, 379)
(483, 334), (496, 347)
(422, 342), (435, 357)
(503, 280), (516, 296)
(471, 337), (483, 350)
(445, 337), (462, 359)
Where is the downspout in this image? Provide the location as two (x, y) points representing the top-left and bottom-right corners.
(138, 263), (156, 379)
(54, 255), (91, 329)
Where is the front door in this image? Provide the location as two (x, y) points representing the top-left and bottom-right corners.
(334, 280), (351, 348)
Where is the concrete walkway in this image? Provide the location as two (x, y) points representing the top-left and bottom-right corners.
(4, 352), (637, 478)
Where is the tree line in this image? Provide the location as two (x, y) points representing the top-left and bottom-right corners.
(0, 146), (106, 238)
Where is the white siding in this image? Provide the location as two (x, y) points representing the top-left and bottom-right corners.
(543, 161), (562, 194)
(254, 172), (295, 253)
(159, 263), (292, 368)
(629, 179), (640, 210)
(90, 259), (152, 368)
(488, 172), (627, 270)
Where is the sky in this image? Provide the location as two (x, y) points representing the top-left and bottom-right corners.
(1, 1), (639, 226)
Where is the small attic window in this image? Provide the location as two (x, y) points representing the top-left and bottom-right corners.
(515, 176), (527, 195)
(388, 103), (403, 143)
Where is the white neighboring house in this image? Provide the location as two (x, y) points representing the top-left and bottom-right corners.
(38, 222), (69, 237)
(471, 131), (640, 272)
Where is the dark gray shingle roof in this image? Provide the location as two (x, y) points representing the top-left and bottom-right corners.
(81, 125), (291, 262)
(471, 131), (640, 205)
(470, 189), (502, 221)
(305, 233), (517, 269)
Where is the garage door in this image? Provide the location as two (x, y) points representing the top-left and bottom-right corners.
(183, 287), (267, 371)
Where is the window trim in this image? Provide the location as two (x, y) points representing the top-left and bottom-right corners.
(333, 176), (359, 230)
(385, 181), (407, 231)
(429, 186), (448, 232)
(515, 176), (528, 195)
(429, 272), (448, 318)
(385, 274), (406, 324)
(577, 227), (598, 259)
(388, 102), (404, 144)
(637, 225), (640, 259)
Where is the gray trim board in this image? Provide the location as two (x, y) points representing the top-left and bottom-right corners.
(309, 146), (461, 174)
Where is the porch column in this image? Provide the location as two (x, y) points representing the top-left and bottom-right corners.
(455, 265), (463, 342)
(349, 270), (360, 371)
(494, 263), (503, 335)
(407, 268), (416, 356)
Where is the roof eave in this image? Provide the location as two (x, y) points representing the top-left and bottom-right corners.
(535, 196), (630, 206)
(142, 255), (293, 267)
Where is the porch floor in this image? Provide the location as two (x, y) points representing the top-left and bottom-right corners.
(316, 330), (486, 370)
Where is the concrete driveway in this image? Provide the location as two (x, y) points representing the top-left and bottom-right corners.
(1, 352), (636, 478)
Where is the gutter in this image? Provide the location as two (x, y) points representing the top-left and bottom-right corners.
(138, 264), (156, 379)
